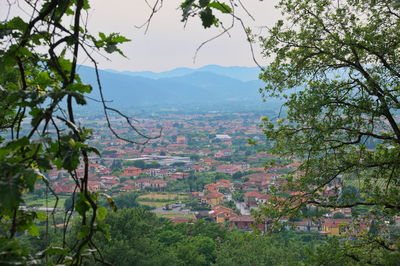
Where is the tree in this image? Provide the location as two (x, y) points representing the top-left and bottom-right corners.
(258, 0), (400, 263)
(0, 0), (255, 264)
(0, 1), (155, 264)
(214, 232), (309, 266)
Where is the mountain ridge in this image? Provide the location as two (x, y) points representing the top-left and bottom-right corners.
(102, 64), (261, 82)
(76, 64), (280, 110)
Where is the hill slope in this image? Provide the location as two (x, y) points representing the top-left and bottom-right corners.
(77, 65), (272, 109)
(103, 64), (261, 81)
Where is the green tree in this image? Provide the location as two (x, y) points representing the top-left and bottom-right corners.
(214, 232), (308, 266)
(175, 236), (216, 266)
(0, 0), (247, 264)
(0, 0), (152, 264)
(258, 0), (400, 263)
(92, 208), (176, 266)
(109, 192), (140, 209)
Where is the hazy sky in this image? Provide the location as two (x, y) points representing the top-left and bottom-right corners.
(2, 0), (281, 72)
(85, 0), (281, 71)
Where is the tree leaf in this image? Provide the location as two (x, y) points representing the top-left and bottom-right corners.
(200, 8), (216, 28)
(208, 1), (232, 13)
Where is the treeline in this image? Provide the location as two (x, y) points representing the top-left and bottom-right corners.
(21, 206), (340, 265)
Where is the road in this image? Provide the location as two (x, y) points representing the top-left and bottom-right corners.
(235, 201), (251, 215)
(226, 193), (251, 215)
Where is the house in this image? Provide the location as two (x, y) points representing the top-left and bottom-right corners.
(215, 181), (233, 191)
(101, 179), (120, 189)
(208, 205), (238, 223)
(329, 208), (352, 217)
(100, 175), (118, 180)
(88, 181), (102, 192)
(134, 178), (151, 189)
(120, 185), (140, 192)
(229, 215), (265, 231)
(199, 158), (220, 169)
(142, 168), (159, 177)
(121, 166), (142, 177)
(291, 219), (320, 232)
(150, 180), (167, 189)
(244, 191), (270, 207)
(216, 164), (242, 175)
(53, 183), (76, 193)
(321, 218), (351, 236)
(192, 165), (205, 172)
(176, 135), (187, 144)
(214, 149), (233, 158)
(171, 172), (189, 179)
(191, 192), (201, 200)
(155, 169), (171, 178)
(204, 183), (218, 192)
(201, 191), (224, 206)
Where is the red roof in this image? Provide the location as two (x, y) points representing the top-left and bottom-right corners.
(245, 191), (269, 199)
(230, 215), (255, 222)
(136, 178), (151, 183)
(203, 191), (224, 200)
(125, 166), (141, 171)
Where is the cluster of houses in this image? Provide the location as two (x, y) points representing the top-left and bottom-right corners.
(43, 113), (380, 237)
(178, 174), (373, 236)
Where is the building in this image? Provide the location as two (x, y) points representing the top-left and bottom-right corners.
(176, 135), (187, 144)
(201, 191), (224, 206)
(244, 191), (270, 207)
(321, 219), (351, 236)
(121, 166), (142, 177)
(208, 205), (238, 223)
(229, 215), (265, 231)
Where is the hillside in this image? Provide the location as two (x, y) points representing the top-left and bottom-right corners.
(104, 64), (261, 81)
(77, 65), (279, 110)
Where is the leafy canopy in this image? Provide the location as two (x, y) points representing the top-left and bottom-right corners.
(258, 0), (400, 263)
(0, 0), (234, 264)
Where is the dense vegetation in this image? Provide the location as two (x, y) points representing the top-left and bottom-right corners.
(258, 0), (400, 263)
(22, 207), (320, 266)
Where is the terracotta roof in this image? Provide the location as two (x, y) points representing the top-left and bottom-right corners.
(245, 191), (269, 199)
(203, 191), (224, 200)
(230, 215), (255, 222)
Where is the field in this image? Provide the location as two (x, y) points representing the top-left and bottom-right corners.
(24, 195), (68, 209)
(138, 201), (170, 207)
(137, 192), (189, 208)
(156, 212), (196, 219)
(137, 192), (189, 201)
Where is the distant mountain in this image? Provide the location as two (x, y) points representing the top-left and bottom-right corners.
(77, 65), (280, 110)
(104, 64), (261, 82)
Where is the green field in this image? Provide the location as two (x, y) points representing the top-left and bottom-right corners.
(138, 192), (189, 201)
(138, 201), (175, 207)
(24, 195), (68, 209)
(138, 192), (189, 208)
(156, 212), (195, 219)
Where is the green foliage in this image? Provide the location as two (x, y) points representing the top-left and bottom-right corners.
(0, 0), (130, 264)
(180, 1), (232, 28)
(110, 192), (140, 209)
(90, 208), (225, 265)
(214, 231), (311, 266)
(258, 0), (400, 262)
(232, 191), (244, 202)
(123, 159), (161, 169)
(308, 236), (400, 265)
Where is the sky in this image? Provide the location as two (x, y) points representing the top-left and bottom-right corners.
(1, 0), (281, 72)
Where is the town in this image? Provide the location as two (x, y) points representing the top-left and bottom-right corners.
(25, 110), (378, 237)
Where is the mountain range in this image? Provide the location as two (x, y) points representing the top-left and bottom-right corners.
(103, 65), (261, 81)
(77, 64), (280, 110)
